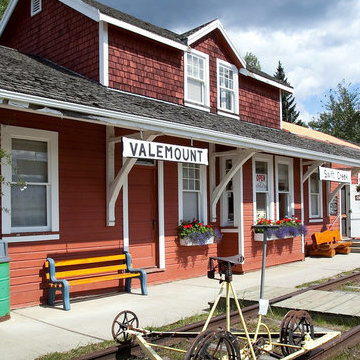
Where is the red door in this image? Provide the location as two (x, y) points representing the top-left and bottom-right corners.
(128, 164), (158, 268)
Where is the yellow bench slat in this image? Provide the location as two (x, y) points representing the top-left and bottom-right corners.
(45, 254), (126, 267)
(52, 264), (127, 279)
(48, 272), (141, 287)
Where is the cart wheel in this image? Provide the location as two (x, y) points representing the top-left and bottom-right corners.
(280, 310), (314, 356)
(185, 329), (240, 360)
(111, 310), (139, 344)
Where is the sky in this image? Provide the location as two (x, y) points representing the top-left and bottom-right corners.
(97, 0), (360, 124)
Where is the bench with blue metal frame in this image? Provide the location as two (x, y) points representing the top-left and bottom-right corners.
(45, 251), (147, 310)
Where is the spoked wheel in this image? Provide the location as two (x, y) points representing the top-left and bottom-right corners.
(280, 310), (314, 356)
(111, 310), (139, 344)
(185, 329), (240, 360)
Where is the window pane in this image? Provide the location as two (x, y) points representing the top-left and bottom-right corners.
(311, 194), (319, 216)
(310, 173), (319, 193)
(227, 192), (234, 222)
(12, 139), (48, 183)
(279, 193), (289, 219)
(188, 78), (203, 103)
(11, 184), (47, 227)
(256, 192), (267, 219)
(220, 89), (233, 110)
(183, 192), (199, 221)
(278, 164), (289, 192)
(255, 161), (268, 192)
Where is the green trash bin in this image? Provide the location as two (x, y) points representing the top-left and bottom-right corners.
(0, 242), (10, 321)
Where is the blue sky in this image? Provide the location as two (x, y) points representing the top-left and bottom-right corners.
(98, 0), (360, 123)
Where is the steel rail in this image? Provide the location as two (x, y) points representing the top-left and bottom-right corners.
(75, 270), (360, 360)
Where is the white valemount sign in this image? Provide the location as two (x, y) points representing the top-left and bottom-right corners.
(319, 166), (351, 183)
(122, 137), (208, 165)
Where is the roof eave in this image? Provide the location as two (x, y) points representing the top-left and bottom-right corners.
(186, 19), (247, 68)
(1, 88), (359, 167)
(240, 68), (294, 93)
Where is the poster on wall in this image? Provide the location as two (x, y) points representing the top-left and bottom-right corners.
(256, 174), (267, 191)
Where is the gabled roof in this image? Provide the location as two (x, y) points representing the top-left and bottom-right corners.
(1, 46), (360, 167)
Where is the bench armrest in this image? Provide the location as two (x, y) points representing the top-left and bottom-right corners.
(47, 257), (68, 286)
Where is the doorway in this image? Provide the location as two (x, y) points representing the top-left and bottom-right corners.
(128, 162), (158, 268)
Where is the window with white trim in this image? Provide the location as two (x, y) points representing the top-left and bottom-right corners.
(31, 0), (42, 16)
(178, 163), (207, 223)
(1, 126), (59, 237)
(275, 157), (294, 219)
(184, 50), (209, 110)
(253, 155), (274, 221)
(217, 59), (239, 115)
(309, 171), (323, 218)
(222, 159), (234, 225)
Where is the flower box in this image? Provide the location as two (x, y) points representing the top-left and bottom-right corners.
(180, 236), (214, 246)
(253, 232), (293, 242)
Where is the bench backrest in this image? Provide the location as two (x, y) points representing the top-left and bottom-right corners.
(313, 230), (341, 245)
(45, 254), (130, 281)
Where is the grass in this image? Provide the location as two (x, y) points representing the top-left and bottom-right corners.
(296, 267), (360, 289)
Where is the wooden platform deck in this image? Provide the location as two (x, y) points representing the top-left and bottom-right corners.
(235, 286), (360, 317)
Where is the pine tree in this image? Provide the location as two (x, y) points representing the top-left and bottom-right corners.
(244, 52), (261, 71)
(274, 61), (304, 126)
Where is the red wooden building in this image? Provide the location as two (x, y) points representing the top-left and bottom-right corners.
(1, 0), (360, 309)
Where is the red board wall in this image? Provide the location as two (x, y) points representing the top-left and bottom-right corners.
(0, 0), (99, 81)
(108, 26), (184, 104)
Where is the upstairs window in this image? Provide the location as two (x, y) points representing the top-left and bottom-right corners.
(31, 0), (42, 16)
(217, 59), (239, 116)
(184, 50), (210, 110)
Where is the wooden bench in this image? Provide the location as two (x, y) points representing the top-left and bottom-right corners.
(308, 230), (352, 257)
(46, 251), (147, 310)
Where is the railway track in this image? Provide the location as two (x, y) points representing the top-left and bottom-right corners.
(76, 271), (360, 360)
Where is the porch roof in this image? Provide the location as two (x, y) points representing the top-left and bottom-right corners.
(1, 45), (360, 167)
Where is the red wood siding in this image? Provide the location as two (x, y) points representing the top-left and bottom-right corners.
(1, 109), (124, 308)
(239, 77), (280, 129)
(0, 0), (99, 81)
(108, 26), (183, 104)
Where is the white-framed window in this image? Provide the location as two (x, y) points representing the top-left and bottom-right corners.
(217, 59), (239, 117)
(219, 157), (241, 227)
(309, 171), (323, 219)
(1, 125), (59, 239)
(253, 154), (274, 222)
(31, 0), (42, 16)
(184, 50), (210, 111)
(275, 157), (294, 220)
(178, 163), (207, 223)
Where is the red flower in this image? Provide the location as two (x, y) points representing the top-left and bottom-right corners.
(188, 224), (192, 228)
(199, 223), (203, 226)
(296, 219), (301, 223)
(206, 225), (210, 228)
(276, 220), (281, 225)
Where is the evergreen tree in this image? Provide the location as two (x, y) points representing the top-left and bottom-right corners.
(0, 0), (9, 19)
(274, 61), (304, 126)
(244, 52), (261, 71)
(309, 81), (360, 144)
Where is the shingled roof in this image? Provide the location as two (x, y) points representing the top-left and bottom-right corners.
(1, 46), (360, 165)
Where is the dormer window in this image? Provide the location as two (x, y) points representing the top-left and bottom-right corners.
(184, 50), (210, 111)
(31, 0), (42, 16)
(217, 59), (239, 117)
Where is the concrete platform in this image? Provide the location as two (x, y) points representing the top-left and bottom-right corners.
(1, 253), (360, 360)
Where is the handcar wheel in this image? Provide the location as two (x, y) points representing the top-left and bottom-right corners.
(185, 329), (240, 360)
(111, 310), (139, 344)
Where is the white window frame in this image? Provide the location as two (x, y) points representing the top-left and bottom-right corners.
(184, 49), (210, 111)
(31, 0), (42, 16)
(216, 59), (239, 118)
(275, 156), (294, 220)
(308, 170), (323, 220)
(252, 154), (274, 223)
(1, 125), (59, 241)
(220, 157), (241, 227)
(178, 163), (207, 224)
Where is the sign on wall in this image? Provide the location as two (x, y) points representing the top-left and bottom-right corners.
(319, 166), (351, 183)
(256, 174), (267, 191)
(122, 137), (208, 165)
